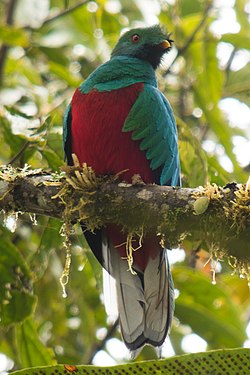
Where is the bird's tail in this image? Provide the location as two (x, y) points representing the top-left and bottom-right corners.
(102, 233), (174, 357)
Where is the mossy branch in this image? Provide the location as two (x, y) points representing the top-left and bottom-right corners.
(0, 165), (249, 269)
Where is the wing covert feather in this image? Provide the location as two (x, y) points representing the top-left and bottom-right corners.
(123, 84), (180, 186)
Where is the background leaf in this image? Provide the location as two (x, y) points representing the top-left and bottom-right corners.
(221, 32), (250, 50)
(0, 25), (29, 47)
(0, 235), (36, 326)
(16, 318), (56, 367)
(173, 266), (247, 348)
(10, 348), (250, 375)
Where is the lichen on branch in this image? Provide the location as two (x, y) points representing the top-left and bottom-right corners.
(0, 164), (249, 281)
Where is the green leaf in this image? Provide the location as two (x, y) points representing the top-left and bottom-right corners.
(42, 148), (63, 170)
(0, 116), (25, 156)
(180, 13), (206, 38)
(193, 86), (243, 178)
(220, 274), (250, 306)
(176, 117), (208, 187)
(235, 0), (250, 29)
(222, 32), (250, 50)
(203, 35), (225, 103)
(5, 106), (34, 119)
(5, 58), (43, 86)
(173, 266), (247, 348)
(27, 218), (62, 280)
(16, 318), (56, 367)
(189, 34), (224, 103)
(0, 25), (29, 47)
(224, 63), (250, 106)
(193, 196), (209, 214)
(39, 47), (68, 66)
(64, 0), (69, 9)
(182, 31), (245, 179)
(178, 0), (204, 17)
(206, 155), (231, 185)
(0, 236), (36, 325)
(1, 291), (36, 327)
(100, 10), (121, 35)
(30, 116), (52, 137)
(49, 62), (81, 87)
(10, 348), (250, 375)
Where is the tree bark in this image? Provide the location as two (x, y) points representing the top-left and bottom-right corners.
(0, 0), (18, 86)
(0, 166), (249, 263)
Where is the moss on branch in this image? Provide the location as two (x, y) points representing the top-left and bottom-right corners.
(0, 164), (249, 279)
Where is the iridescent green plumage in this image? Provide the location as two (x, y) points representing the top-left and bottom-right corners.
(123, 83), (180, 185)
(64, 25), (180, 186)
(63, 25), (180, 355)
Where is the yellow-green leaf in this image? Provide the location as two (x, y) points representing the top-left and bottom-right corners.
(193, 196), (209, 214)
(10, 348), (250, 375)
(16, 318), (56, 367)
(0, 236), (36, 325)
(222, 32), (250, 50)
(0, 25), (29, 47)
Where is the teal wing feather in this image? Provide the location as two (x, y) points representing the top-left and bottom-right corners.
(63, 103), (73, 164)
(123, 84), (181, 186)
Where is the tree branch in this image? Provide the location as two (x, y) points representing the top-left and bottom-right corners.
(0, 165), (249, 267)
(0, 0), (91, 83)
(224, 47), (237, 85)
(87, 319), (119, 364)
(40, 0), (91, 27)
(8, 141), (30, 165)
(0, 0), (18, 86)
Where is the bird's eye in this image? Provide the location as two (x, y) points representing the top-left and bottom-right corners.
(132, 34), (140, 43)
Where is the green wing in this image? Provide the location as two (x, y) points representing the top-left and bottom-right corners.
(123, 84), (181, 186)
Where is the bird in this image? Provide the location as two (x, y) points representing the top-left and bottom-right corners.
(63, 24), (181, 357)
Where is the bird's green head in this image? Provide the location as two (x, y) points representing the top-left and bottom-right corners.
(111, 25), (173, 69)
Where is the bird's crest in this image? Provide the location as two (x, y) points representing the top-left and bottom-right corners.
(111, 25), (173, 69)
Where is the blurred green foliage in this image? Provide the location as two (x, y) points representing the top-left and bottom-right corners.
(0, 0), (249, 370)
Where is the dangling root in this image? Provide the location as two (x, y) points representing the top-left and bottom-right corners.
(124, 230), (143, 275)
(203, 243), (225, 285)
(59, 222), (72, 298)
(228, 256), (250, 288)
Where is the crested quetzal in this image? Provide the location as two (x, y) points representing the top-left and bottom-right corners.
(63, 25), (181, 356)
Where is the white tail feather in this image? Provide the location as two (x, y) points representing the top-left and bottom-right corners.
(102, 234), (145, 345)
(143, 251), (172, 344)
(103, 269), (118, 322)
(102, 233), (174, 354)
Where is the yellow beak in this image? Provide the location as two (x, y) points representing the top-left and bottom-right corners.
(160, 40), (171, 49)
